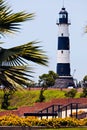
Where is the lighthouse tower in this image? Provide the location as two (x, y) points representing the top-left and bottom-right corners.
(55, 7), (74, 88)
(57, 7), (70, 76)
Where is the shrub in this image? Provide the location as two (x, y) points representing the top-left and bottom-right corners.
(1, 93), (10, 109)
(80, 87), (87, 97)
(65, 89), (77, 98)
(0, 114), (86, 127)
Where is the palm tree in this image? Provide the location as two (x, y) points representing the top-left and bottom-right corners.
(0, 0), (48, 91)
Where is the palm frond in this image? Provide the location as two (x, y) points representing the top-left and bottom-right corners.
(0, 0), (48, 91)
(0, 41), (48, 66)
(0, 65), (33, 90)
(0, 0), (34, 35)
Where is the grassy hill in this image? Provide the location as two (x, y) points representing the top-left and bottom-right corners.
(0, 88), (82, 110)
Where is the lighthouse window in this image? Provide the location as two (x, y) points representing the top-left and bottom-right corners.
(61, 33), (63, 36)
(59, 14), (62, 18)
(61, 50), (63, 54)
(63, 14), (66, 18)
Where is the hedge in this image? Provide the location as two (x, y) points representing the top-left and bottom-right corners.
(0, 114), (87, 128)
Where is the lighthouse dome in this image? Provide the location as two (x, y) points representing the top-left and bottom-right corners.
(59, 7), (68, 14)
(59, 7), (68, 24)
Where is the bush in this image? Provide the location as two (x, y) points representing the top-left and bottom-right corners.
(80, 87), (87, 97)
(65, 89), (77, 98)
(1, 93), (10, 109)
(0, 114), (86, 127)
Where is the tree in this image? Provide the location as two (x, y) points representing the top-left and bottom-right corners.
(0, 0), (48, 91)
(37, 71), (58, 102)
(81, 75), (87, 88)
(39, 70), (59, 89)
(83, 75), (87, 82)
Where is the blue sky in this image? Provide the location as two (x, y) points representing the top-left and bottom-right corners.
(2, 0), (87, 83)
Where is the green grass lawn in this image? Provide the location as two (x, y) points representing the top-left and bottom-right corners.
(41, 128), (87, 130)
(0, 88), (82, 110)
(0, 89), (67, 109)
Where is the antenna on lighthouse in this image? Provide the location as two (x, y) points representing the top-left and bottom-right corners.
(63, 0), (65, 7)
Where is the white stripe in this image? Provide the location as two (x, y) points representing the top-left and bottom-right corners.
(57, 50), (70, 63)
(58, 24), (69, 37)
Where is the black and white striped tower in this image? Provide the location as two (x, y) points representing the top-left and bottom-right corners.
(55, 7), (74, 88)
(57, 7), (70, 76)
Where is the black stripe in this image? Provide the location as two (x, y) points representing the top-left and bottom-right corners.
(58, 37), (70, 50)
(57, 63), (70, 76)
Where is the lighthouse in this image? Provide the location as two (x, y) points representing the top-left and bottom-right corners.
(57, 7), (70, 76)
(54, 7), (74, 88)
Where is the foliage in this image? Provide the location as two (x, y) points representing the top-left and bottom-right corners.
(80, 87), (87, 97)
(39, 71), (58, 89)
(0, 0), (34, 35)
(0, 89), (66, 109)
(0, 89), (83, 110)
(38, 71), (58, 102)
(1, 90), (14, 109)
(0, 114), (87, 127)
(1, 92), (10, 109)
(36, 89), (45, 102)
(26, 81), (36, 89)
(83, 75), (87, 82)
(65, 89), (77, 98)
(0, 0), (48, 91)
(82, 75), (87, 88)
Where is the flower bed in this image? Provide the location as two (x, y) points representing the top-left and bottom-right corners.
(0, 114), (87, 128)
